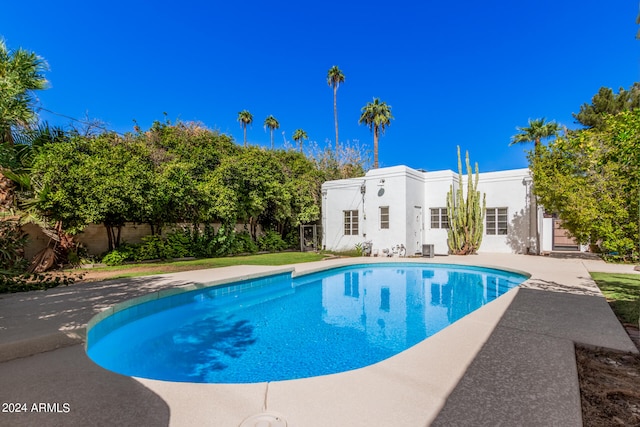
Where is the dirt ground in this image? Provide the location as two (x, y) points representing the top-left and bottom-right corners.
(578, 325), (640, 426)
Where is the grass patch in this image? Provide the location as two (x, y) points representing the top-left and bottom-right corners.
(591, 272), (640, 325)
(74, 252), (327, 281)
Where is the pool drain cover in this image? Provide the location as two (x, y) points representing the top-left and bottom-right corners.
(239, 411), (288, 427)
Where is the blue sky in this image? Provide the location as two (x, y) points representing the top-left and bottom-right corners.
(2, 1), (638, 172)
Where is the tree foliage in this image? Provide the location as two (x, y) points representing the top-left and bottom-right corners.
(237, 110), (253, 147)
(359, 97), (393, 169)
(31, 133), (156, 250)
(0, 40), (48, 144)
(510, 118), (560, 152)
(531, 110), (640, 261)
(29, 121), (328, 253)
(446, 147), (486, 255)
(573, 83), (640, 129)
(264, 115), (279, 149)
(292, 128), (307, 152)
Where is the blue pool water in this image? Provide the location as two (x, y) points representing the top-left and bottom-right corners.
(86, 263), (527, 383)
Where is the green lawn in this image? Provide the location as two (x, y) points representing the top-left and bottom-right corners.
(591, 272), (640, 325)
(76, 252), (327, 281)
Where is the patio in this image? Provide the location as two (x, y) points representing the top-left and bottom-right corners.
(0, 254), (637, 427)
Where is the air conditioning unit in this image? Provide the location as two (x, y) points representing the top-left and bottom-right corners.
(422, 244), (435, 258)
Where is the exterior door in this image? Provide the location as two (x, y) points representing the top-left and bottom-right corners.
(552, 219), (579, 251)
(414, 206), (423, 255)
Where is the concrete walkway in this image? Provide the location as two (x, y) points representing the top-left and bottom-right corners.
(0, 255), (637, 427)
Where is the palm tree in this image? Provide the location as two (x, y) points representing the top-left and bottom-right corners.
(292, 129), (308, 152)
(327, 66), (345, 152)
(263, 115), (280, 149)
(510, 118), (560, 155)
(0, 40), (48, 145)
(358, 98), (393, 169)
(237, 110), (253, 147)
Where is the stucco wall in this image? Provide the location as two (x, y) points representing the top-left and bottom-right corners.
(364, 167), (412, 256)
(322, 165), (537, 255)
(474, 170), (532, 254)
(322, 178), (365, 252)
(423, 171), (457, 255)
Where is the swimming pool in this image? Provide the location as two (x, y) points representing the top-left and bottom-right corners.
(86, 263), (527, 383)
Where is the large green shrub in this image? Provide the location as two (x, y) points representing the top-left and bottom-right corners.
(258, 230), (288, 252)
(234, 231), (258, 254)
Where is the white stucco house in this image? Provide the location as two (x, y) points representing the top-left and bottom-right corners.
(321, 165), (580, 256)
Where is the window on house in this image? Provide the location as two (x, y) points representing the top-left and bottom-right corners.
(380, 206), (389, 229)
(486, 207), (508, 235)
(344, 210), (359, 235)
(430, 208), (449, 229)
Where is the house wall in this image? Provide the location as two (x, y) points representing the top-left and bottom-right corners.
(423, 170), (458, 255)
(473, 169), (533, 254)
(405, 170), (426, 256)
(322, 165), (539, 255)
(322, 178), (366, 252)
(363, 169), (407, 255)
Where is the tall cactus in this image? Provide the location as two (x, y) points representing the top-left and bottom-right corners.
(446, 147), (486, 255)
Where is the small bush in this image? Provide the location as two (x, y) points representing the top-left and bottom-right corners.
(163, 230), (192, 258)
(134, 235), (164, 261)
(258, 230), (288, 252)
(235, 231), (258, 254)
(101, 245), (136, 266)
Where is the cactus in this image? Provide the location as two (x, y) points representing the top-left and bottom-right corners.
(446, 147), (486, 255)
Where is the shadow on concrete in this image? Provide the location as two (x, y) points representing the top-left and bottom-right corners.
(0, 344), (170, 427)
(430, 287), (637, 426)
(0, 275), (201, 361)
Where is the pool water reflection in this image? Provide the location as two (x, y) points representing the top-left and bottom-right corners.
(87, 263), (526, 383)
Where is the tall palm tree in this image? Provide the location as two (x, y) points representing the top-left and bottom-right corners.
(510, 118), (560, 155)
(0, 40), (48, 145)
(327, 66), (345, 152)
(292, 129), (308, 152)
(263, 115), (280, 149)
(358, 98), (393, 169)
(237, 110), (253, 147)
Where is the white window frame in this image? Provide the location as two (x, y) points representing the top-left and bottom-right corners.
(430, 208), (449, 229)
(380, 206), (389, 229)
(486, 207), (508, 235)
(344, 210), (359, 235)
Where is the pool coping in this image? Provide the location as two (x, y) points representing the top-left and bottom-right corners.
(0, 254), (638, 426)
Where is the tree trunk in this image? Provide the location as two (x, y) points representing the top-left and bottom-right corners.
(243, 125), (247, 147)
(373, 126), (379, 169)
(105, 224), (114, 252)
(116, 225), (122, 248)
(334, 85), (339, 153)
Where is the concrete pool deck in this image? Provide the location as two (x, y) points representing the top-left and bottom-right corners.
(0, 254), (638, 427)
